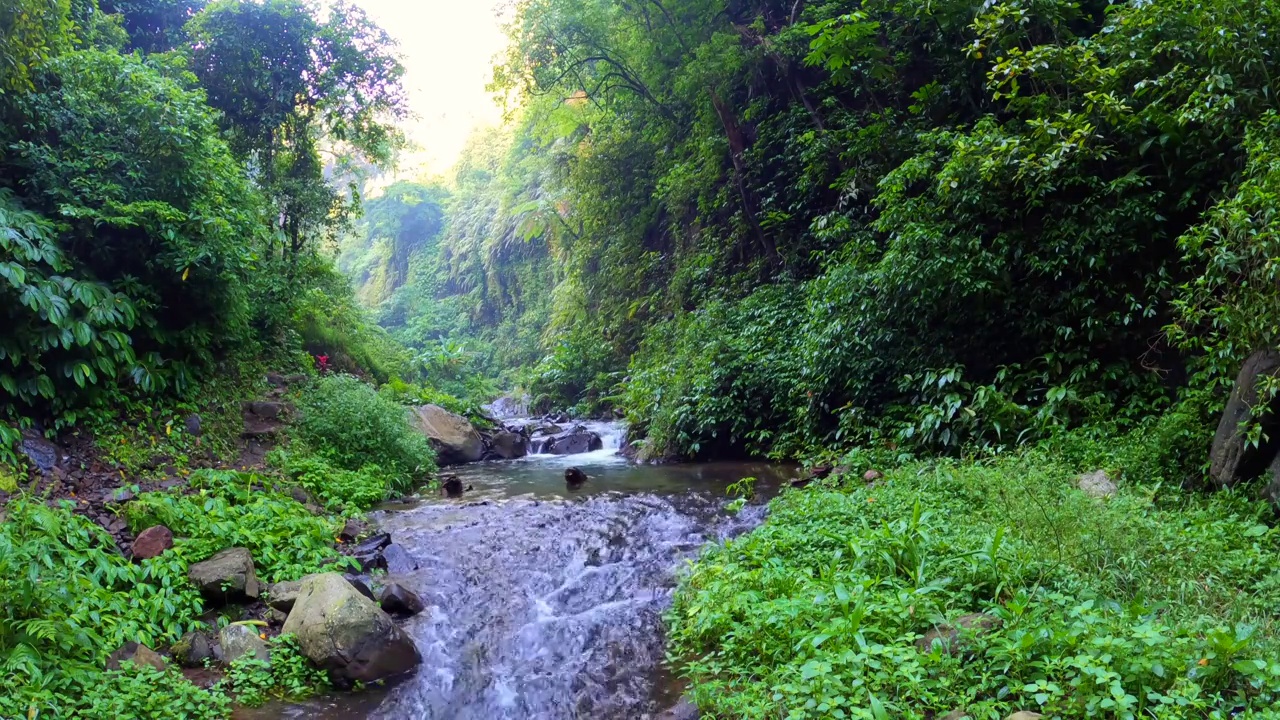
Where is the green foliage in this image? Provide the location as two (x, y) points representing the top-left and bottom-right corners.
(187, 0), (406, 260)
(670, 420), (1280, 718)
(296, 374), (435, 494)
(223, 634), (328, 706)
(0, 193), (140, 414)
(125, 469), (352, 583)
(0, 0), (74, 94)
(270, 450), (391, 511)
(528, 323), (622, 416)
(72, 665), (229, 720)
(461, 0), (1280, 462)
(0, 499), (210, 717)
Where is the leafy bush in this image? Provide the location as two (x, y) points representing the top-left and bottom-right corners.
(669, 424), (1280, 718)
(125, 470), (352, 583)
(270, 450), (392, 511)
(296, 374), (436, 493)
(223, 634), (328, 707)
(0, 499), (211, 718)
(7, 49), (261, 400)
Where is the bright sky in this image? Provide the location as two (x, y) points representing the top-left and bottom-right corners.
(352, 0), (510, 178)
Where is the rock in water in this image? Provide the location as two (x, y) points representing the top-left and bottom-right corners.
(379, 582), (426, 617)
(565, 467), (588, 489)
(282, 573), (422, 683)
(413, 405), (484, 464)
(1077, 469), (1117, 498)
(490, 431), (528, 460)
(220, 623), (271, 664)
(106, 642), (166, 672)
(188, 547), (260, 604)
(131, 525), (174, 559)
(546, 427), (603, 456)
(383, 543), (420, 574)
(442, 475), (465, 498)
(1211, 349), (1280, 488)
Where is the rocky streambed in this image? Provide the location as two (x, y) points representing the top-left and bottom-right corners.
(264, 420), (794, 720)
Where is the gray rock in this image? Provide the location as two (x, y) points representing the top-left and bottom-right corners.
(184, 414), (202, 437)
(1077, 469), (1117, 498)
(19, 430), (59, 473)
(1211, 349), (1280, 488)
(351, 532), (391, 572)
(243, 401), (286, 419)
(281, 573), (421, 683)
(1006, 713), (1043, 720)
(545, 428), (603, 456)
(188, 547), (260, 604)
(220, 623), (270, 665)
(171, 631), (216, 668)
(413, 405), (484, 464)
(343, 574), (377, 601)
(379, 582), (425, 617)
(266, 579), (303, 612)
(489, 431), (528, 460)
(106, 487), (134, 503)
(106, 642), (166, 672)
(339, 518), (367, 542)
(383, 543), (419, 574)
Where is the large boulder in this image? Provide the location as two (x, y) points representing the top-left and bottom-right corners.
(1211, 349), (1280, 488)
(383, 543), (419, 574)
(219, 623), (271, 664)
(282, 573), (421, 683)
(489, 431), (528, 460)
(545, 426), (603, 456)
(486, 395), (528, 419)
(188, 548), (260, 604)
(413, 405), (484, 465)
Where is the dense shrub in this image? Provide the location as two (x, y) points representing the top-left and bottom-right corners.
(6, 50), (260, 397)
(296, 374), (435, 492)
(269, 450), (392, 511)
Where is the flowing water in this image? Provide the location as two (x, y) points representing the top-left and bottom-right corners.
(260, 421), (792, 720)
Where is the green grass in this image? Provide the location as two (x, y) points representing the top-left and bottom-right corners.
(668, 428), (1280, 719)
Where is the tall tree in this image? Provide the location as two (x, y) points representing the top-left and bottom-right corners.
(186, 0), (407, 261)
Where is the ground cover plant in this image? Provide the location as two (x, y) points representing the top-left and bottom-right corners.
(669, 419), (1280, 719)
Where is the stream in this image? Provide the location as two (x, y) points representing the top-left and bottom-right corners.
(259, 420), (792, 720)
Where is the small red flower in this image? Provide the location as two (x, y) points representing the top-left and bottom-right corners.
(315, 354), (330, 372)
